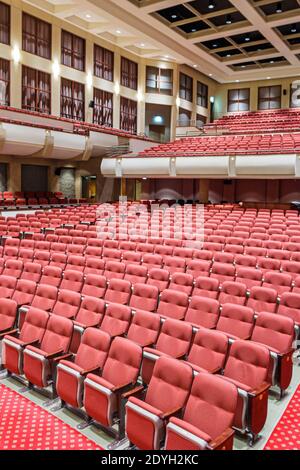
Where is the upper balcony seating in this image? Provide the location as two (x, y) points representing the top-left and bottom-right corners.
(139, 132), (300, 158)
(205, 108), (300, 135)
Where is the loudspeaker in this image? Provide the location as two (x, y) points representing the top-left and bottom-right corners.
(55, 168), (62, 176)
(89, 100), (95, 109)
(283, 89), (287, 96)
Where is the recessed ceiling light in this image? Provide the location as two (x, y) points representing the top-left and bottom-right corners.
(241, 65), (246, 68)
(226, 53), (231, 57)
(270, 60), (274, 64)
(171, 14), (177, 19)
(276, 2), (283, 13)
(193, 64), (197, 68)
(165, 55), (169, 58)
(208, 1), (216, 9)
(236, 79), (240, 82)
(116, 30), (121, 34)
(85, 14), (91, 18)
(226, 14), (232, 25)
(191, 28), (196, 32)
(245, 37), (250, 42)
(267, 76), (271, 79)
(140, 43), (145, 47)
(209, 73), (213, 77)
(291, 25), (297, 33)
(213, 43), (218, 48)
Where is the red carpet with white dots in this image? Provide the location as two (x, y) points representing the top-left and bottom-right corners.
(0, 384), (102, 450)
(264, 385), (300, 450)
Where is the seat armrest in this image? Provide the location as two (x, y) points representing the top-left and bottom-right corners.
(249, 381), (271, 398)
(208, 428), (235, 450)
(161, 406), (183, 420)
(54, 353), (74, 363)
(45, 349), (65, 360)
(80, 366), (102, 376)
(21, 339), (40, 348)
(121, 385), (145, 400)
(0, 329), (19, 339)
(112, 381), (135, 393)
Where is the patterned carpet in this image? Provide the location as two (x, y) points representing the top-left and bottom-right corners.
(264, 385), (300, 450)
(0, 384), (102, 450)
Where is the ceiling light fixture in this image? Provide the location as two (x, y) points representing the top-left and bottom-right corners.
(276, 2), (283, 13)
(291, 25), (297, 33)
(208, 1), (216, 9)
(171, 14), (177, 19)
(116, 30), (121, 34)
(226, 14), (232, 25)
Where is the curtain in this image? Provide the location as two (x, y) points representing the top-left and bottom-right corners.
(0, 2), (10, 45)
(0, 58), (9, 106)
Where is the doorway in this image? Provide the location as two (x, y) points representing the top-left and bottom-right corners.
(82, 176), (97, 200)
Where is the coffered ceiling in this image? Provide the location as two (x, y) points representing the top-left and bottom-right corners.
(25, 0), (300, 82)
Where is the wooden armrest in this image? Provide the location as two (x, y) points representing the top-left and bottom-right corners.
(0, 329), (19, 339)
(45, 349), (64, 360)
(121, 385), (145, 400)
(208, 428), (235, 450)
(21, 339), (40, 348)
(161, 406), (183, 420)
(112, 381), (134, 393)
(80, 366), (102, 376)
(54, 353), (74, 363)
(249, 381), (270, 398)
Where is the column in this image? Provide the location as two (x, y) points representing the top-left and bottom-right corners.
(198, 179), (209, 203)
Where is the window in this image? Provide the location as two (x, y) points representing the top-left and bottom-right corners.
(196, 114), (207, 128)
(22, 66), (51, 114)
(197, 81), (208, 108)
(146, 66), (173, 95)
(94, 44), (114, 81)
(258, 85), (281, 110)
(228, 88), (250, 112)
(178, 108), (191, 126)
(120, 97), (137, 133)
(0, 1), (10, 45)
(179, 73), (193, 102)
(61, 30), (85, 71)
(121, 57), (138, 90)
(93, 88), (113, 127)
(22, 13), (51, 59)
(290, 82), (300, 108)
(0, 58), (9, 106)
(61, 78), (85, 121)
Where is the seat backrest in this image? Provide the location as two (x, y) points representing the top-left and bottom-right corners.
(129, 283), (159, 312)
(188, 328), (228, 373)
(182, 373), (237, 440)
(19, 307), (49, 343)
(146, 356), (193, 413)
(53, 289), (81, 318)
(278, 292), (300, 323)
(32, 284), (58, 310)
(124, 264), (148, 284)
(75, 328), (111, 370)
(101, 303), (132, 337)
(76, 296), (105, 327)
(185, 296), (220, 329)
(224, 340), (270, 389)
(157, 289), (189, 320)
(127, 310), (161, 347)
(169, 273), (194, 294)
(193, 276), (219, 298)
(0, 298), (18, 331)
(104, 278), (131, 305)
(217, 303), (255, 339)
(102, 336), (142, 386)
(40, 315), (73, 353)
(156, 318), (193, 358)
(251, 312), (294, 353)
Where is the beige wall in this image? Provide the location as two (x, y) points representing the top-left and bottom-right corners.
(2, 0), (217, 138)
(215, 77), (298, 118)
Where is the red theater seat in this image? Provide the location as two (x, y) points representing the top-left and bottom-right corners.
(104, 279), (131, 305)
(186, 328), (228, 374)
(216, 304), (255, 340)
(100, 303), (132, 337)
(165, 373), (237, 450)
(157, 289), (189, 320)
(185, 296), (220, 329)
(127, 310), (161, 348)
(126, 357), (193, 450)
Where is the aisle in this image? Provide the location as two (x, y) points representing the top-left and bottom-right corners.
(0, 384), (102, 450)
(264, 385), (300, 450)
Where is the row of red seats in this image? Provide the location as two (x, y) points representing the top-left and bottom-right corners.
(139, 133), (300, 158)
(1, 257), (300, 326)
(1, 302), (294, 448)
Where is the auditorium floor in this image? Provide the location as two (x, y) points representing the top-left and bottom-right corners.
(2, 363), (300, 451)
